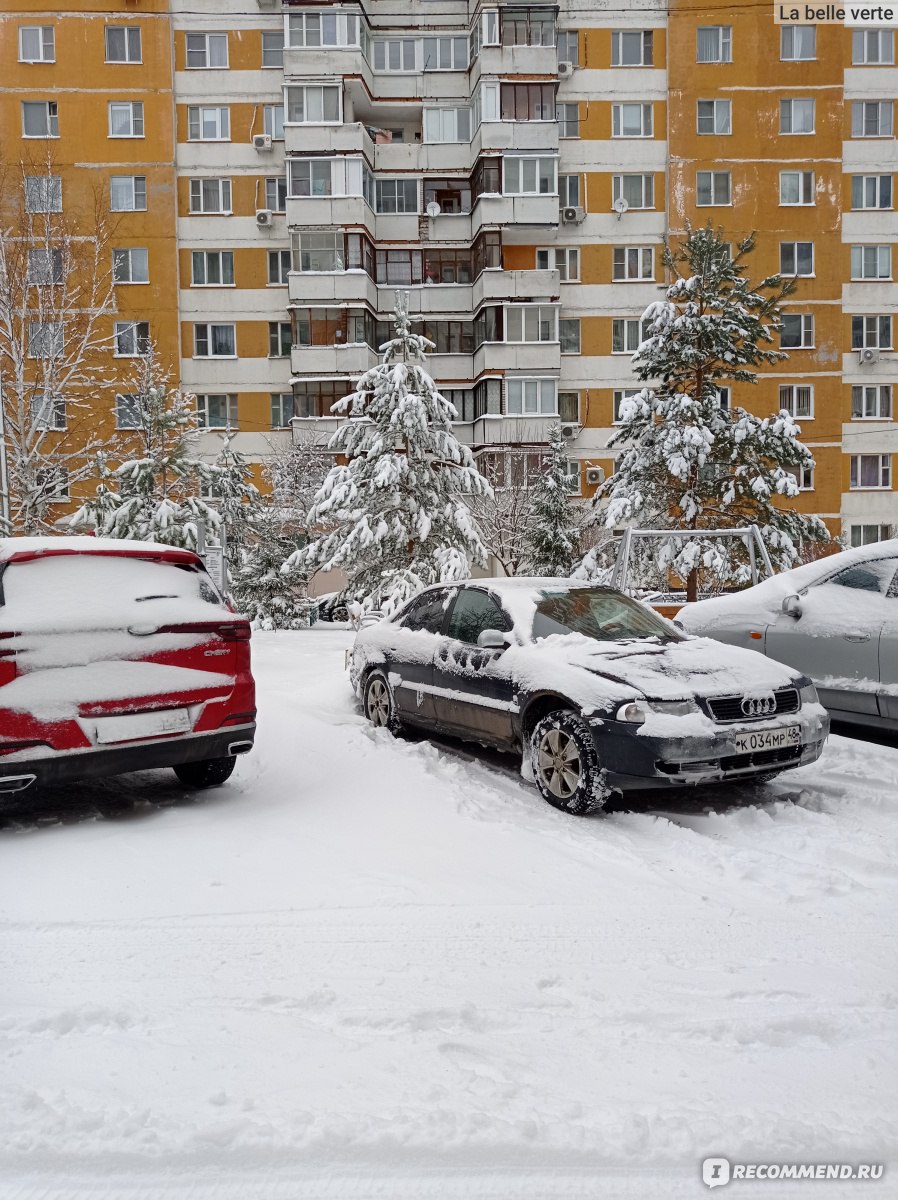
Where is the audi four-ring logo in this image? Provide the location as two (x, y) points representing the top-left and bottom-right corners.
(741, 693), (776, 717)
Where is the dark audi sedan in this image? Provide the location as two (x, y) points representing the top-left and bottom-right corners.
(350, 579), (829, 815)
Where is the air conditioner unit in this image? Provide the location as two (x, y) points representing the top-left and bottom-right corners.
(859, 347), (880, 364)
(558, 61), (574, 77)
(585, 466), (605, 487)
(561, 206), (586, 225)
(253, 133), (273, 152)
(255, 208), (273, 226)
(560, 422), (579, 440)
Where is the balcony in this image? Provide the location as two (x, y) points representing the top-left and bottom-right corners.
(460, 413), (562, 447)
(477, 119), (559, 154)
(474, 341), (561, 374)
(290, 342), (376, 376)
(476, 45), (559, 81)
(284, 121), (371, 158)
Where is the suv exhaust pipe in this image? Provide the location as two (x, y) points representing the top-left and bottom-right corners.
(227, 740), (253, 756)
(0, 774), (37, 794)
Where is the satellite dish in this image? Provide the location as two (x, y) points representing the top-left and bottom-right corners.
(426, 200), (441, 218)
(612, 197), (630, 217)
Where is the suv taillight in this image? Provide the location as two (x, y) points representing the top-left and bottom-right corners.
(153, 622), (251, 642)
(0, 633), (18, 687)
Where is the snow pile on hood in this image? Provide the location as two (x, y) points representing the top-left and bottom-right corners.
(678, 540), (898, 632)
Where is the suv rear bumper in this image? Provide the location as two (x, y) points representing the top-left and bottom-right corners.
(0, 723), (256, 793)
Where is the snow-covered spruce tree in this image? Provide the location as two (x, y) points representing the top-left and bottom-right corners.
(524, 423), (585, 576)
(592, 224), (830, 601)
(71, 347), (221, 548)
(286, 295), (491, 614)
(207, 431), (262, 572)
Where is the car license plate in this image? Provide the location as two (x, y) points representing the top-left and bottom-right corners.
(94, 708), (192, 745)
(733, 725), (800, 754)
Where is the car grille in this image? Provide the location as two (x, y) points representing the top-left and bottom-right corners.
(702, 687), (800, 724)
(719, 744), (803, 772)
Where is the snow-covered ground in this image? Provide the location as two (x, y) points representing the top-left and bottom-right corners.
(2, 628), (896, 1199)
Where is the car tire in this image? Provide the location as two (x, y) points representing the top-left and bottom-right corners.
(530, 710), (612, 816)
(174, 756), (237, 789)
(363, 671), (402, 735)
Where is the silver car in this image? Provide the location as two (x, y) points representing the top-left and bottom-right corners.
(678, 539), (898, 732)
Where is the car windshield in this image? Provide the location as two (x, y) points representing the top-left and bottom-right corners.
(531, 587), (683, 643)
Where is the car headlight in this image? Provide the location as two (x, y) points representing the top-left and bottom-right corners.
(648, 699), (698, 717)
(616, 701), (648, 725)
(798, 679), (819, 706)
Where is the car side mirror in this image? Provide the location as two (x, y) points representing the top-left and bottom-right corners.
(781, 593), (802, 618)
(477, 628), (507, 649)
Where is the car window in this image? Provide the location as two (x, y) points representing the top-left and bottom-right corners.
(829, 558), (898, 595)
(531, 588), (682, 642)
(399, 588), (454, 633)
(446, 589), (511, 644)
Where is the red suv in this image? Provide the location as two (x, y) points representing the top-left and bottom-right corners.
(0, 537), (255, 796)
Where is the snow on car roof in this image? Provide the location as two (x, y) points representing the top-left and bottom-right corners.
(0, 536), (200, 564)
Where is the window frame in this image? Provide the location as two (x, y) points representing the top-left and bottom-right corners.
(612, 246), (654, 281)
(612, 173), (654, 210)
(851, 174), (893, 209)
(285, 85), (342, 126)
(850, 454), (892, 489)
(611, 29), (653, 67)
(105, 25), (141, 63)
(780, 240), (815, 277)
(24, 174), (62, 213)
(191, 249), (235, 287)
(559, 317), (580, 354)
(18, 25), (55, 63)
(852, 315), (893, 349)
(852, 28), (894, 64)
(31, 393), (66, 431)
(780, 97), (816, 135)
(612, 317), (651, 354)
(22, 100), (58, 138)
(110, 174), (147, 212)
(696, 170), (732, 207)
(189, 177), (232, 214)
(112, 246), (149, 285)
(265, 176), (288, 212)
(268, 321), (292, 358)
(780, 24), (816, 60)
(196, 393), (238, 429)
(504, 305), (558, 344)
(535, 246), (580, 281)
(611, 102), (653, 138)
(193, 322), (237, 358)
(187, 106), (230, 142)
(780, 169), (815, 205)
(505, 377), (558, 416)
(852, 384), (892, 419)
(696, 25), (732, 63)
(852, 99), (893, 137)
(262, 29), (284, 68)
(267, 248), (291, 285)
(778, 383), (814, 419)
(113, 320), (150, 358)
(503, 156), (557, 196)
(696, 98), (732, 135)
(185, 32), (229, 69)
(779, 312), (815, 349)
(108, 101), (144, 138)
(850, 244), (892, 280)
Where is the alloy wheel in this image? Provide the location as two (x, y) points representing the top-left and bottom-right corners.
(366, 677), (391, 727)
(536, 727), (582, 799)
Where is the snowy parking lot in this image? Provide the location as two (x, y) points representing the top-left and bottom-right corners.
(2, 626), (897, 1199)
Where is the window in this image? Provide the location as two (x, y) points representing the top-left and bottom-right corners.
(697, 99), (731, 134)
(110, 175), (146, 212)
(296, 232), (343, 271)
(189, 178), (231, 213)
(779, 384), (814, 418)
(115, 393), (141, 429)
(292, 379), (350, 419)
(506, 378), (557, 415)
(36, 465), (69, 501)
(108, 102), (143, 137)
(447, 589), (511, 644)
(191, 250), (234, 286)
(557, 103), (580, 138)
(850, 454), (891, 488)
(287, 11), (358, 48)
(400, 588), (454, 634)
(271, 392), (294, 427)
(850, 523), (894, 546)
(28, 321), (63, 358)
(780, 170), (815, 205)
(286, 86), (341, 124)
(696, 171), (731, 206)
(558, 391), (580, 422)
(505, 306), (558, 343)
(267, 249), (291, 284)
(262, 30), (284, 67)
(559, 174), (580, 207)
(193, 323), (235, 357)
(196, 394), (237, 428)
(852, 384), (892, 418)
(780, 313), (814, 348)
(501, 8), (556, 47)
(613, 246), (654, 280)
(376, 248), (423, 285)
(105, 25), (141, 63)
(613, 174), (654, 209)
(852, 100), (893, 136)
(112, 247), (149, 284)
(19, 26), (54, 62)
(852, 174), (892, 209)
(780, 241), (814, 276)
(289, 160), (332, 197)
(188, 106), (229, 140)
(424, 107), (471, 143)
(556, 30), (579, 65)
(613, 389), (640, 422)
(611, 30), (653, 66)
(780, 98), (815, 134)
(263, 105), (285, 140)
(24, 175), (62, 213)
(562, 459), (581, 495)
(853, 29), (894, 63)
(114, 321), (150, 357)
(716, 387), (731, 409)
(781, 24), (816, 60)
(501, 84), (556, 122)
(536, 247), (579, 280)
(612, 318), (651, 354)
(612, 103), (653, 137)
(503, 157), (556, 195)
(852, 315), (892, 348)
(22, 101), (58, 138)
(481, 10), (500, 46)
(375, 179), (418, 213)
(560, 318), (580, 353)
(422, 36), (469, 70)
(787, 463), (815, 491)
(269, 321), (292, 357)
(851, 245), (892, 279)
(265, 176), (287, 212)
(372, 38), (416, 71)
(697, 26), (732, 63)
(186, 32), (228, 68)
(31, 394), (66, 431)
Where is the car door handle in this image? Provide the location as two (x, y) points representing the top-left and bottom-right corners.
(843, 633), (871, 642)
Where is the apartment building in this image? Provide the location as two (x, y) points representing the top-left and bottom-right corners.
(2, 0), (896, 551)
(668, 5), (898, 546)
